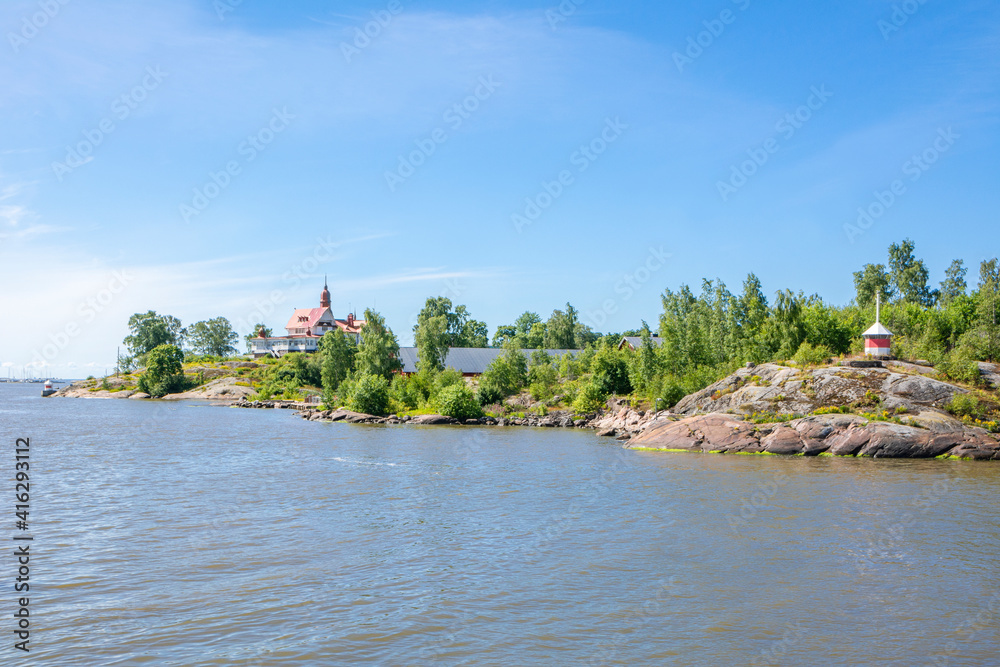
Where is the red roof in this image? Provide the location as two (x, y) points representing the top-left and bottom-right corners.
(284, 307), (365, 336)
(336, 319), (366, 335)
(284, 307), (332, 331)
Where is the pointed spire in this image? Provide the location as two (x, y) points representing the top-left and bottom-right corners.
(320, 278), (331, 309)
(876, 292), (881, 324)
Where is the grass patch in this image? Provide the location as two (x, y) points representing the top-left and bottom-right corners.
(748, 412), (799, 424)
(629, 447), (700, 453)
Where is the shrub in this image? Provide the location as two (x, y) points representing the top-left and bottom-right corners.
(389, 374), (422, 411)
(432, 368), (464, 396)
(347, 372), (390, 416)
(749, 412), (798, 424)
(657, 378), (687, 409)
(813, 405), (851, 416)
(938, 348), (982, 386)
(572, 382), (606, 414)
(482, 403), (505, 417)
(792, 341), (832, 368)
(477, 347), (527, 405)
(947, 393), (981, 419)
(437, 384), (483, 421)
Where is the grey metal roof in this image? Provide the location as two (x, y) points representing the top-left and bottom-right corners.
(397, 348), (580, 374)
(619, 336), (665, 349)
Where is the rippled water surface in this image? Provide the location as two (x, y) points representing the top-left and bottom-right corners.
(3, 383), (1000, 665)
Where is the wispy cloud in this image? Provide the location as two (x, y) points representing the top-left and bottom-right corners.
(0, 222), (69, 240)
(330, 267), (502, 293)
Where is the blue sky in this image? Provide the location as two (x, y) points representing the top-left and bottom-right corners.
(1, 0), (997, 377)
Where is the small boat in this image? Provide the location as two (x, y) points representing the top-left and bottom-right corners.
(41, 380), (56, 397)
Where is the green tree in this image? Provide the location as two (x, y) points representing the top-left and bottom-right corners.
(544, 303), (578, 349)
(137, 344), (185, 397)
(124, 311), (184, 358)
(590, 342), (631, 396)
(939, 260), (967, 306)
(626, 323), (661, 395)
(451, 305), (489, 347)
(492, 325), (517, 347)
(514, 311), (543, 347)
(967, 258), (1000, 361)
(658, 285), (711, 373)
(736, 272), (770, 363)
(355, 309), (401, 380)
(415, 308), (449, 372)
(764, 290), (806, 359)
(888, 238), (936, 306)
(319, 328), (357, 403)
(186, 317), (239, 357)
(803, 302), (852, 355)
(414, 298), (489, 370)
(494, 311), (544, 348)
(853, 264), (893, 308)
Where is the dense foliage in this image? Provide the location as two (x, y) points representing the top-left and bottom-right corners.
(492, 304), (599, 349)
(342, 372), (390, 416)
(186, 317), (239, 357)
(436, 383), (484, 421)
(137, 344), (185, 397)
(476, 345), (528, 406)
(354, 308), (402, 380)
(115, 239), (997, 420)
(413, 297), (489, 372)
(318, 328), (357, 404)
(124, 311), (185, 358)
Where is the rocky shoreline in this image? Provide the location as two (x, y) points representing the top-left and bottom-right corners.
(51, 361), (1000, 460)
(290, 405), (600, 429)
(626, 412), (1000, 460)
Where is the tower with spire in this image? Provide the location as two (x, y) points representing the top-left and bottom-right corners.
(320, 276), (331, 309)
(249, 280), (366, 358)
